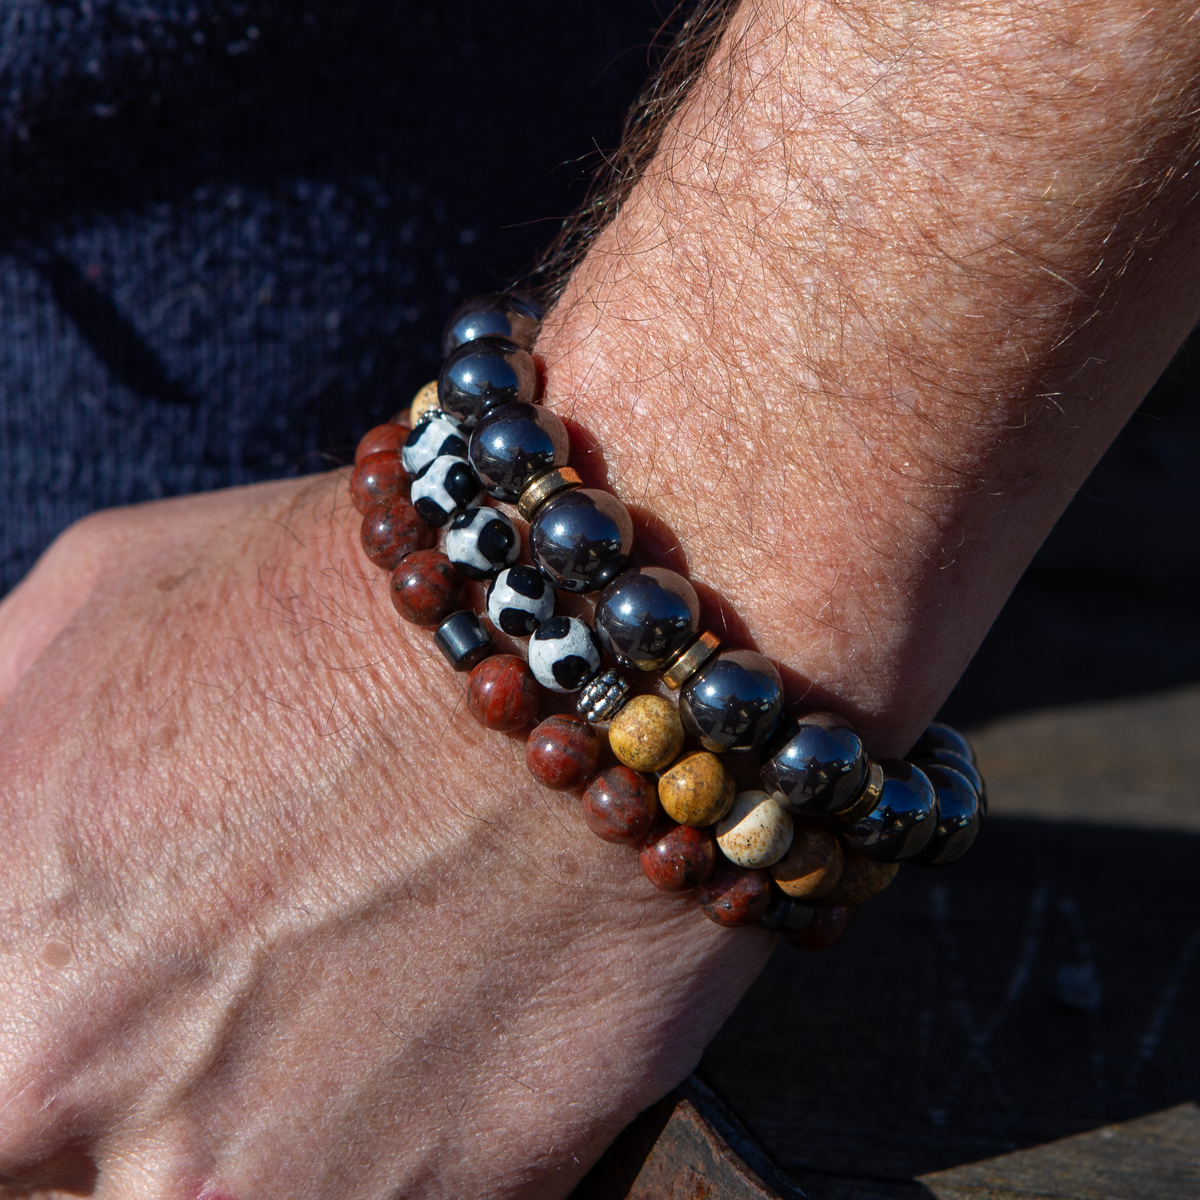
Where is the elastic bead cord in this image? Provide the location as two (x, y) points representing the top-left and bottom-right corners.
(349, 293), (987, 949)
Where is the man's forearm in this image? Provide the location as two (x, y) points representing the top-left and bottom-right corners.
(540, 0), (1200, 751)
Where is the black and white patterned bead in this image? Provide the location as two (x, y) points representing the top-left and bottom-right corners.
(402, 413), (469, 478)
(445, 507), (520, 581)
(410, 456), (484, 528)
(528, 616), (603, 693)
(486, 565), (554, 637)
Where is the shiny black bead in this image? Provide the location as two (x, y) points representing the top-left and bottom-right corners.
(442, 293), (543, 355)
(760, 712), (868, 814)
(468, 402), (570, 501)
(438, 336), (538, 428)
(757, 889), (814, 934)
(908, 764), (982, 867)
(679, 649), (783, 753)
(840, 759), (938, 861)
(910, 721), (976, 764)
(433, 610), (495, 672)
(911, 749), (986, 811)
(593, 567), (700, 671)
(528, 488), (633, 593)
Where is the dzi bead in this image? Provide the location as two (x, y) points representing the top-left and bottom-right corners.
(402, 412), (468, 477)
(657, 751), (735, 827)
(679, 649), (783, 753)
(527, 616), (602, 692)
(438, 336), (538, 428)
(716, 791), (794, 869)
(466, 654), (541, 732)
(410, 456), (484, 528)
(444, 507), (519, 581)
(350, 451), (409, 514)
(840, 759), (939, 861)
(486, 565), (554, 637)
(355, 422), (409, 464)
(433, 610), (495, 672)
(581, 766), (659, 845)
(760, 712), (868, 815)
(908, 763), (982, 867)
(639, 821), (717, 892)
(468, 402), (570, 501)
(576, 668), (631, 723)
(360, 499), (435, 570)
(607, 695), (685, 773)
(593, 567), (700, 671)
(528, 488), (633, 593)
(770, 825), (844, 899)
(525, 715), (602, 791)
(696, 861), (773, 928)
(442, 292), (542, 355)
(390, 549), (464, 627)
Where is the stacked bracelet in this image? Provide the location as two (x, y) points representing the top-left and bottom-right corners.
(348, 292), (987, 951)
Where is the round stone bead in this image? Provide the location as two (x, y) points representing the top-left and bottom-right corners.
(402, 412), (468, 477)
(527, 616), (603, 693)
(760, 712), (868, 814)
(819, 850), (899, 906)
(784, 904), (858, 951)
(912, 748), (986, 806)
(486, 565), (555, 637)
(360, 499), (435, 570)
(444, 507), (520, 581)
(356, 422), (409, 464)
(390, 549), (464, 627)
(679, 649), (783, 753)
(408, 381), (441, 427)
(696, 861), (773, 928)
(909, 764), (983, 867)
(466, 654), (541, 733)
(639, 821), (717, 892)
(757, 890), (815, 935)
(442, 292), (543, 355)
(593, 567), (700, 671)
(769, 825), (844, 899)
(525, 715), (602, 791)
(410, 456), (485, 528)
(840, 759), (939, 861)
(528, 488), (633, 594)
(581, 766), (659, 845)
(433, 610), (495, 672)
(910, 721), (976, 765)
(716, 791), (794, 869)
(350, 451), (410, 514)
(468, 402), (570, 501)
(608, 695), (686, 773)
(438, 336), (538, 428)
(657, 751), (735, 827)
(576, 668), (632, 723)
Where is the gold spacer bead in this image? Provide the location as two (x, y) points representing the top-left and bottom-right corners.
(517, 466), (583, 521)
(661, 631), (721, 690)
(409, 380), (440, 426)
(834, 759), (884, 823)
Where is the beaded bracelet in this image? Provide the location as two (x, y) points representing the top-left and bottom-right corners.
(349, 292), (987, 950)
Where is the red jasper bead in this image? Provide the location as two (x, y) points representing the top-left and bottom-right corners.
(350, 451), (410, 514)
(356, 422), (410, 464)
(390, 550), (463, 627)
(360, 499), (434, 570)
(784, 904), (859, 951)
(696, 861), (772, 928)
(581, 766), (659, 845)
(467, 654), (541, 732)
(525, 715), (601, 791)
(639, 820), (716, 892)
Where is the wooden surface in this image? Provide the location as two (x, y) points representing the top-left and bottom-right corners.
(574, 685), (1200, 1199)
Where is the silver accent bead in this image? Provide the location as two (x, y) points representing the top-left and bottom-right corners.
(576, 668), (632, 723)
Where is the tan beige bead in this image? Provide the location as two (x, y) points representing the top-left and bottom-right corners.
(409, 380), (440, 426)
(716, 791), (793, 868)
(819, 849), (899, 906)
(770, 824), (844, 898)
(658, 751), (735, 827)
(608, 695), (686, 773)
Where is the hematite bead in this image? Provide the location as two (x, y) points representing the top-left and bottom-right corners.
(438, 336), (538, 428)
(444, 507), (520, 581)
(593, 567), (700, 671)
(784, 904), (858, 951)
(760, 712), (868, 814)
(697, 861), (773, 928)
(486, 565), (555, 638)
(360, 499), (435, 570)
(402, 412), (468, 477)
(908, 764), (983, 867)
(442, 293), (543, 355)
(840, 759), (938, 861)
(525, 715), (602, 791)
(433, 610), (495, 672)
(390, 550), (464, 627)
(910, 721), (976, 765)
(528, 488), (633, 593)
(757, 890), (815, 934)
(468, 403), (569, 501)
(581, 765), (659, 845)
(528, 616), (603, 692)
(639, 821), (716, 892)
(679, 649), (783, 753)
(356, 422), (409, 464)
(576, 669), (631, 723)
(350, 451), (410, 514)
(410, 456), (484, 528)
(911, 748), (986, 808)
(466, 654), (540, 732)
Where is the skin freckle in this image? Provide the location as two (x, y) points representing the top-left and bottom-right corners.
(41, 940), (72, 968)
